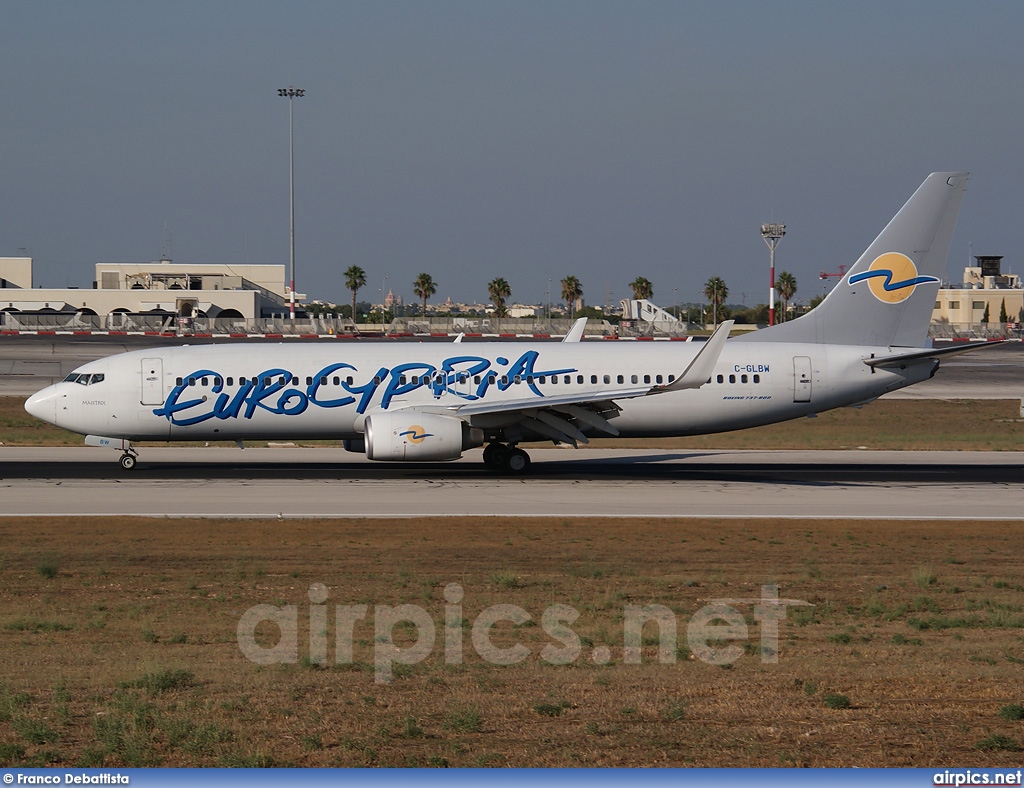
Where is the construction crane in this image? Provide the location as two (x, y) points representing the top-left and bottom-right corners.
(819, 264), (847, 281)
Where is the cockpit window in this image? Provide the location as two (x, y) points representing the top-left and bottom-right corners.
(64, 372), (104, 385)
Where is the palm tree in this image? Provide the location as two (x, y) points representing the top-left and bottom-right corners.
(776, 271), (797, 323)
(629, 276), (653, 301)
(487, 277), (511, 318)
(343, 265), (366, 324)
(703, 276), (728, 326)
(413, 272), (437, 318)
(560, 275), (583, 318)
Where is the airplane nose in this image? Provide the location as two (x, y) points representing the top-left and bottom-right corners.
(24, 387), (58, 425)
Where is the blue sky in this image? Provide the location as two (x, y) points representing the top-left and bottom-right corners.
(3, 1), (1023, 308)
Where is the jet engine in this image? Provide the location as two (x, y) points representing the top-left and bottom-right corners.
(364, 412), (483, 461)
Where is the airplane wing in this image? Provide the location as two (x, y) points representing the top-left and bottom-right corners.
(404, 321), (734, 445)
(561, 317), (587, 342)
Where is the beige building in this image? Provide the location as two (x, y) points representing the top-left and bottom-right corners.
(932, 257), (1024, 332)
(1, 257), (289, 324)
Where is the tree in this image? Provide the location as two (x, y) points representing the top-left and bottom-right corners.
(703, 276), (728, 326)
(560, 275), (583, 318)
(776, 271), (797, 323)
(413, 273), (437, 318)
(629, 276), (653, 301)
(343, 265), (367, 325)
(487, 277), (512, 318)
(982, 303), (990, 325)
(999, 299), (1008, 324)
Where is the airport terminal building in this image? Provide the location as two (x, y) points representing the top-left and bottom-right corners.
(0, 257), (291, 330)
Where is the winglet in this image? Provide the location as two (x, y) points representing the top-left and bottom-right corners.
(654, 320), (734, 393)
(562, 317), (587, 343)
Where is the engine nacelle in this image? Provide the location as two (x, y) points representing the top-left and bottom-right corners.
(364, 412), (482, 461)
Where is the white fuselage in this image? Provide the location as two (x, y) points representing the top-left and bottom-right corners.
(25, 339), (935, 443)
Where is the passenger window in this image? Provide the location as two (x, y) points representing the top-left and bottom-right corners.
(741, 374), (748, 383)
(400, 375), (408, 385)
(526, 375), (534, 384)
(201, 377), (209, 386)
(501, 376), (509, 385)
(176, 377), (183, 386)
(717, 374), (724, 383)
(227, 377), (234, 386)
(373, 376), (381, 385)
(577, 375), (583, 384)
(656, 375), (663, 384)
(668, 374), (675, 382)
(603, 375), (610, 384)
(538, 376), (546, 384)
(291, 376), (298, 386)
(591, 375), (598, 384)
(474, 376), (481, 385)
(346, 376), (354, 385)
(643, 375), (651, 384)
(214, 377), (222, 387)
(263, 377), (271, 386)
(239, 377), (247, 385)
(561, 375), (569, 384)
(631, 374), (638, 384)
(333, 376), (340, 385)
(753, 374), (760, 383)
(320, 377), (327, 386)
(551, 376), (558, 385)
(617, 375), (624, 384)
(305, 376), (313, 386)
(729, 374), (736, 383)
(189, 377), (196, 386)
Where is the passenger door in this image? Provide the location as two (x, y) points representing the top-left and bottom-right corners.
(793, 356), (812, 403)
(141, 358), (164, 405)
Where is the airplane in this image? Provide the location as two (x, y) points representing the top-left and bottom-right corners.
(24, 172), (993, 474)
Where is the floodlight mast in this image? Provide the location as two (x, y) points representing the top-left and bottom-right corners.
(760, 223), (786, 326)
(278, 87), (305, 320)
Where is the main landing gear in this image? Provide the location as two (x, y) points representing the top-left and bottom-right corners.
(482, 442), (531, 474)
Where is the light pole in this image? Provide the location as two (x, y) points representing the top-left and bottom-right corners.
(278, 86), (305, 320)
(761, 223), (785, 326)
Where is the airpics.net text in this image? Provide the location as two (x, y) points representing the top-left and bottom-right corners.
(236, 583), (810, 683)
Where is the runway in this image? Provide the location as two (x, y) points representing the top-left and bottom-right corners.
(2, 447), (1022, 519)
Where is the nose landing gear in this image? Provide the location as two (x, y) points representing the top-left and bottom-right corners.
(119, 450), (139, 471)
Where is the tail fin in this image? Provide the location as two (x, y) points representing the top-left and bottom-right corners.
(739, 172), (968, 348)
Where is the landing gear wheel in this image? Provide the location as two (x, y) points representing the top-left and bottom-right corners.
(483, 442), (508, 469)
(504, 447), (531, 474)
(119, 453), (137, 471)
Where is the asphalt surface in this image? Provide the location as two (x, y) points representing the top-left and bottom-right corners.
(2, 447), (1022, 519)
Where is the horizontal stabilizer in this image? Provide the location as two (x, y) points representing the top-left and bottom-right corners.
(863, 340), (1005, 368)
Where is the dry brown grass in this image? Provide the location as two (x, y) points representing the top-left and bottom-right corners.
(1, 516), (1023, 767)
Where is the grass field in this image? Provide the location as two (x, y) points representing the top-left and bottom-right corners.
(1, 516), (1022, 767)
(4, 395), (1024, 451)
